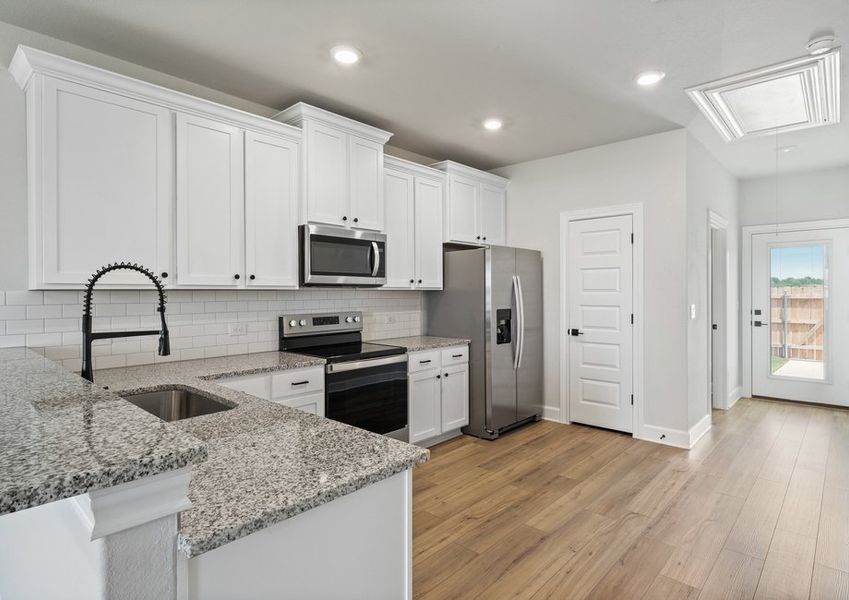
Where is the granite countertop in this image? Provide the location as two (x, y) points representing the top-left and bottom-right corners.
(375, 335), (470, 352)
(95, 351), (429, 558)
(0, 347), (207, 515)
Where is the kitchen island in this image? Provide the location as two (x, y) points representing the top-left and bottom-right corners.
(0, 348), (428, 600)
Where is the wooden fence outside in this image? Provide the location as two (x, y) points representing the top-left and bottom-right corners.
(770, 285), (824, 361)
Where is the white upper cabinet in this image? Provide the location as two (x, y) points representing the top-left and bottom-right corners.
(176, 114), (245, 287)
(11, 45), (302, 290)
(18, 75), (173, 288)
(274, 103), (392, 232)
(244, 131), (300, 288)
(431, 161), (508, 246)
(383, 157), (445, 290)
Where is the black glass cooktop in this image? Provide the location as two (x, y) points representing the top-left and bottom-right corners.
(295, 341), (405, 364)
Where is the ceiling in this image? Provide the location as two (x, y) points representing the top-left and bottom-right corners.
(0, 0), (847, 177)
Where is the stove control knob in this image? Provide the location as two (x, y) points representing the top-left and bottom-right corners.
(354, 315), (361, 323)
(345, 316), (354, 323)
(289, 320), (297, 327)
(299, 319), (307, 327)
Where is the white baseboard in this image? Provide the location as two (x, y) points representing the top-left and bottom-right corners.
(636, 424), (690, 449)
(726, 386), (743, 409)
(541, 406), (562, 422)
(688, 413), (712, 447)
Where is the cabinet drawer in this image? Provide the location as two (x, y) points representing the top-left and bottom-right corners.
(219, 373), (271, 399)
(408, 350), (441, 373)
(272, 391), (325, 417)
(441, 346), (469, 366)
(271, 366), (325, 399)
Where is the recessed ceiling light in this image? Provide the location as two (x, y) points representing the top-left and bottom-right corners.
(483, 118), (503, 131)
(806, 35), (837, 56)
(636, 70), (666, 86)
(331, 45), (362, 65)
(777, 145), (798, 154)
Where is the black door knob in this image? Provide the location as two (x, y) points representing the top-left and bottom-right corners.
(234, 274), (240, 280)
(249, 274), (256, 280)
(160, 272), (168, 279)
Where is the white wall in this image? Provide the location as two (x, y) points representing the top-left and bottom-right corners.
(494, 130), (691, 436)
(739, 165), (849, 226)
(685, 135), (740, 427)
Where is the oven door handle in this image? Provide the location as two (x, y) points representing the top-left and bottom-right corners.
(370, 241), (380, 277)
(326, 354), (407, 373)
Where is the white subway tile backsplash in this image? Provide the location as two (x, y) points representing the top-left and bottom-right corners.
(0, 288), (422, 368)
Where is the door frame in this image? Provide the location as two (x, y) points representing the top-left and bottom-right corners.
(559, 203), (644, 438)
(742, 217), (849, 398)
(708, 210), (729, 410)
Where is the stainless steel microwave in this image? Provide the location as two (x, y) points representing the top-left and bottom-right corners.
(300, 224), (386, 287)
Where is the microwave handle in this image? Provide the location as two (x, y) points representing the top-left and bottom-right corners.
(371, 242), (380, 277)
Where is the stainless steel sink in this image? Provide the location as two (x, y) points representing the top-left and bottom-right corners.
(123, 387), (233, 422)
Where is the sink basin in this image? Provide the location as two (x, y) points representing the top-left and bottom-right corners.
(123, 387), (233, 422)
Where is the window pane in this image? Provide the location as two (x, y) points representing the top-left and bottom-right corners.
(769, 244), (825, 379)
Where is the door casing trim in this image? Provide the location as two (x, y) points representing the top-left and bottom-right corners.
(742, 218), (849, 398)
(559, 203), (644, 438)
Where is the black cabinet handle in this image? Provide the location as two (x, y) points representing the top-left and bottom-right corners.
(160, 272), (168, 279)
(234, 274), (241, 280)
(444, 373), (449, 378)
(353, 217), (359, 223)
(418, 279), (422, 284)
(483, 237), (487, 241)
(476, 236), (481, 240)
(437, 374), (441, 379)
(342, 216), (348, 222)
(452, 354), (463, 358)
(291, 380), (309, 386)
(410, 279), (415, 284)
(419, 359), (431, 364)
(249, 274), (256, 280)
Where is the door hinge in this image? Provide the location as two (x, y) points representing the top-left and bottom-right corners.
(630, 394), (634, 406)
(630, 232), (634, 244)
(630, 313), (634, 325)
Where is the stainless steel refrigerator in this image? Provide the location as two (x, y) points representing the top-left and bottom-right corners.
(425, 245), (542, 439)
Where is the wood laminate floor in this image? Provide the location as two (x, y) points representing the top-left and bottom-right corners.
(413, 397), (849, 600)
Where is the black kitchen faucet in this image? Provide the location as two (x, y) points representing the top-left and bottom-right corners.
(80, 262), (170, 382)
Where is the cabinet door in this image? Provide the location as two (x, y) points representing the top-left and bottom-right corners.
(245, 131), (299, 288)
(414, 176), (444, 289)
(305, 122), (348, 227)
(276, 391), (325, 417)
(409, 370), (442, 444)
(348, 136), (384, 231)
(37, 78), (173, 287)
(176, 113), (244, 286)
(480, 183), (506, 245)
(383, 168), (415, 289)
(446, 174), (479, 244)
(441, 363), (469, 431)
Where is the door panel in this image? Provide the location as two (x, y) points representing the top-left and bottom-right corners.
(409, 370), (441, 443)
(414, 176), (444, 289)
(244, 131), (299, 288)
(383, 168), (415, 288)
(447, 175), (478, 243)
(41, 78), (173, 286)
(480, 184), (506, 245)
(348, 136), (384, 231)
(487, 246), (518, 431)
(441, 363), (469, 431)
(751, 228), (849, 405)
(176, 113), (244, 287)
(516, 249), (543, 421)
(568, 215), (633, 433)
(306, 123), (347, 226)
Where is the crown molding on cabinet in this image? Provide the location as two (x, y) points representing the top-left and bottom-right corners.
(9, 45), (301, 141)
(430, 160), (509, 187)
(274, 102), (393, 145)
(384, 155), (446, 181)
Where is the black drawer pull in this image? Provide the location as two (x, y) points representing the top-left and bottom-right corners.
(452, 354), (463, 358)
(419, 359), (431, 364)
(291, 380), (309, 386)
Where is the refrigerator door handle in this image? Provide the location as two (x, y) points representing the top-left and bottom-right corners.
(516, 274), (526, 369)
(512, 275), (521, 370)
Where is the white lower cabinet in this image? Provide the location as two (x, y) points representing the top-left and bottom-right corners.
(218, 366), (325, 417)
(407, 345), (469, 445)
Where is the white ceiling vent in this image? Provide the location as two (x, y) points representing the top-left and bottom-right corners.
(686, 49), (840, 141)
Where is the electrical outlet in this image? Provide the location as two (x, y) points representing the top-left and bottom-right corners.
(228, 323), (247, 337)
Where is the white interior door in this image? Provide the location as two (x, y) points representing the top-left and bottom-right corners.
(568, 215), (634, 433)
(710, 227), (728, 409)
(751, 227), (849, 405)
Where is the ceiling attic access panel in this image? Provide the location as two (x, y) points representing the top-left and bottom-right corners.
(686, 49), (840, 141)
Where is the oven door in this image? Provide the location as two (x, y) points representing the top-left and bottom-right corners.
(301, 224), (386, 286)
(325, 355), (408, 440)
